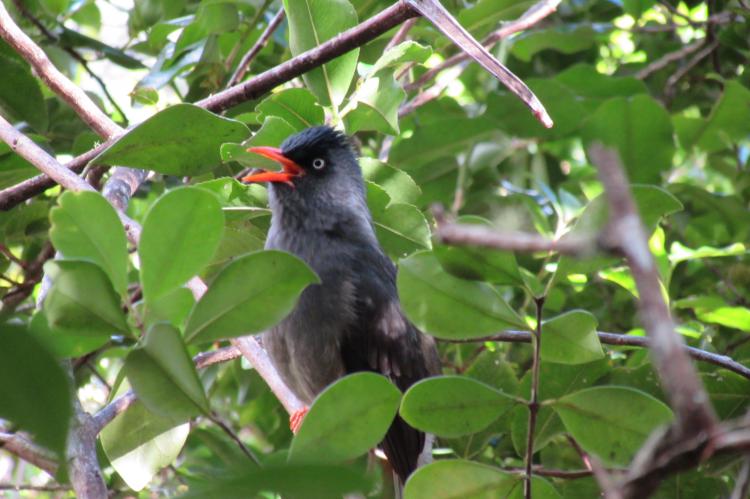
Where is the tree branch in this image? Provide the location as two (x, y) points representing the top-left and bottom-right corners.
(588, 144), (717, 498)
(445, 330), (750, 381)
(433, 205), (596, 256)
(407, 0), (562, 91)
(0, 431), (58, 475)
(0, 1), (120, 138)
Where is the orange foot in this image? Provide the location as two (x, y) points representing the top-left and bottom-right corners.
(289, 406), (309, 434)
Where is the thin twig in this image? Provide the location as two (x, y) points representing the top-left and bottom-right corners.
(636, 40), (704, 80)
(385, 17), (418, 51)
(444, 330), (750, 381)
(227, 8), (286, 87)
(0, 484), (71, 491)
(194, 345), (242, 369)
(433, 205), (596, 256)
(664, 41), (720, 101)
(524, 297), (545, 499)
(207, 413), (262, 466)
(568, 435), (620, 499)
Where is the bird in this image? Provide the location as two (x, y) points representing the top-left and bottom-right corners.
(241, 125), (441, 484)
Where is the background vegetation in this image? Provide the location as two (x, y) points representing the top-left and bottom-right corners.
(0, 0), (748, 497)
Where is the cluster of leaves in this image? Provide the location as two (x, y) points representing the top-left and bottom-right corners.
(0, 0), (749, 497)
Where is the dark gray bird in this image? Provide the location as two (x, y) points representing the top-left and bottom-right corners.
(242, 126), (440, 483)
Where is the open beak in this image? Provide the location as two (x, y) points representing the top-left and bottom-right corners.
(241, 146), (304, 186)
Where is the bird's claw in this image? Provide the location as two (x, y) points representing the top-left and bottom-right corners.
(289, 406), (309, 434)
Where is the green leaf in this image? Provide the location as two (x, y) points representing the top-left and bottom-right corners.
(582, 95), (675, 183)
(623, 0), (656, 17)
(139, 187), (224, 302)
(124, 323), (210, 420)
(0, 54), (47, 131)
(143, 287), (195, 329)
(702, 370), (750, 419)
(367, 183), (431, 259)
(541, 310), (603, 365)
(256, 88), (325, 132)
(0, 149), (41, 189)
(100, 397), (189, 491)
(184, 250), (318, 344)
(400, 376), (516, 438)
(283, 0), (359, 107)
(404, 460), (520, 499)
(434, 216), (523, 286)
(343, 70), (404, 134)
(553, 386), (673, 466)
(94, 104), (249, 175)
(511, 27), (596, 62)
(0, 326), (71, 456)
(398, 251), (527, 339)
(675, 81), (750, 153)
(39, 0), (70, 15)
(289, 372), (401, 463)
(27, 311), (108, 358)
(368, 41), (432, 76)
(49, 191), (129, 296)
(458, 0), (533, 38)
(669, 241), (747, 264)
(360, 158), (421, 205)
(555, 64), (647, 110)
(224, 116), (297, 170)
(43, 260), (129, 337)
(674, 296), (750, 332)
(181, 464), (368, 498)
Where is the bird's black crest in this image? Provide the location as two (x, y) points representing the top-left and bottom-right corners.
(281, 126), (354, 156)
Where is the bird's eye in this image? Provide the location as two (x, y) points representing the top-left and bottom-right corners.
(312, 158), (325, 170)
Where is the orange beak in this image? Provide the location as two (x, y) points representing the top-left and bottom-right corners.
(241, 146), (304, 186)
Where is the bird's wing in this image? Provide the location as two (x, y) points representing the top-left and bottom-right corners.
(339, 247), (439, 482)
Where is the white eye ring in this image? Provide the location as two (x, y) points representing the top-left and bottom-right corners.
(312, 158), (325, 170)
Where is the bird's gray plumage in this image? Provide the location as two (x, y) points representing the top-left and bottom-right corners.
(260, 126), (440, 481)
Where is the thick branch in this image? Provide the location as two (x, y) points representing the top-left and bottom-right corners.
(0, 116), (94, 193)
(0, 431), (57, 475)
(589, 144), (717, 433)
(0, 1), (119, 138)
(198, 2), (417, 112)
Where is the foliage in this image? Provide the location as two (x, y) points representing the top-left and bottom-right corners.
(0, 0), (748, 496)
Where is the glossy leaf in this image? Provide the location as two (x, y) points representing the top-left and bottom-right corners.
(49, 191), (129, 296)
(100, 397), (189, 491)
(344, 71), (404, 135)
(0, 54), (47, 131)
(553, 386), (673, 466)
(404, 460), (519, 499)
(139, 187), (224, 302)
(283, 0), (358, 107)
(582, 95), (675, 183)
(184, 250), (318, 344)
(94, 104), (249, 175)
(256, 88), (325, 132)
(434, 215), (523, 285)
(400, 376), (516, 437)
(124, 323), (210, 420)
(398, 251), (527, 339)
(674, 296), (750, 332)
(702, 370), (750, 419)
(181, 464), (368, 498)
(43, 260), (129, 337)
(368, 183), (431, 259)
(0, 327), (71, 456)
(289, 372), (401, 463)
(360, 158), (421, 205)
(541, 310), (603, 365)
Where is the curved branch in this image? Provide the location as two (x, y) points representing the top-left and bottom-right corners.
(227, 8), (286, 87)
(0, 1), (120, 138)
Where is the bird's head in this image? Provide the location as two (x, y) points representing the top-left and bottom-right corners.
(241, 126), (362, 197)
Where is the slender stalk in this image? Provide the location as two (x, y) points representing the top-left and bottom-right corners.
(524, 297), (545, 499)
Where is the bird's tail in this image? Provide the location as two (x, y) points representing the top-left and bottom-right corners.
(380, 414), (432, 486)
